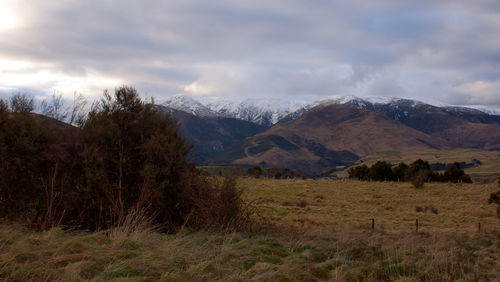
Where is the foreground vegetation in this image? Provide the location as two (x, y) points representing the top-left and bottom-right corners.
(0, 88), (248, 232)
(1, 179), (499, 281)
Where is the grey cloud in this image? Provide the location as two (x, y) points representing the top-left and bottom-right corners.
(0, 0), (499, 107)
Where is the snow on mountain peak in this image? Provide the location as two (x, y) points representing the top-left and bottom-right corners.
(161, 94), (217, 117)
(161, 94), (500, 125)
(201, 97), (308, 126)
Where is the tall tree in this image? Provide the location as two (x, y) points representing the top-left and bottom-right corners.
(75, 86), (194, 228)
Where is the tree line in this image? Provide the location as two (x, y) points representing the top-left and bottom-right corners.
(0, 87), (250, 231)
(348, 159), (472, 186)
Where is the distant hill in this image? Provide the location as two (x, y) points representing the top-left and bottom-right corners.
(159, 95), (500, 174)
(213, 105), (455, 175)
(155, 105), (267, 163)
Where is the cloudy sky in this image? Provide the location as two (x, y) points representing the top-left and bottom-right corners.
(0, 0), (500, 108)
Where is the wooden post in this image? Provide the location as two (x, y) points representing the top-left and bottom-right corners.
(478, 222), (481, 233)
(415, 219), (419, 233)
(371, 218), (375, 231)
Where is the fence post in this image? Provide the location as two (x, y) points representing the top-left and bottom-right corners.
(478, 222), (481, 233)
(415, 219), (418, 233)
(371, 218), (375, 231)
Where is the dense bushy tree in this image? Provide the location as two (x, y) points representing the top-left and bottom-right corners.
(443, 162), (472, 183)
(71, 87), (194, 229)
(348, 164), (370, 180)
(406, 159), (430, 179)
(1, 87), (249, 231)
(392, 162), (409, 182)
(0, 96), (73, 228)
(348, 158), (471, 185)
(369, 161), (394, 181)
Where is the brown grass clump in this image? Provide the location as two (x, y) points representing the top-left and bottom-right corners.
(411, 171), (426, 188)
(181, 177), (257, 232)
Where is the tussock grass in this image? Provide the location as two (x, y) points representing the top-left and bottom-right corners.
(1, 179), (499, 281)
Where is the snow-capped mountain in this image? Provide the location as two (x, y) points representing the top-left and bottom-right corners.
(161, 94), (218, 117)
(281, 95), (500, 123)
(161, 94), (500, 126)
(162, 95), (307, 126)
(201, 98), (307, 127)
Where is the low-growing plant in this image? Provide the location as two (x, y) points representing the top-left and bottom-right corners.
(411, 171), (426, 188)
(488, 180), (500, 218)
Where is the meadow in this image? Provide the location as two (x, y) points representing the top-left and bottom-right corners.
(1, 178), (499, 281)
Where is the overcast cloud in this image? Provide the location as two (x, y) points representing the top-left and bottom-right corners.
(0, 0), (499, 108)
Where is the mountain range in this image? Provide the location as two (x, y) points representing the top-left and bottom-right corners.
(160, 95), (500, 174)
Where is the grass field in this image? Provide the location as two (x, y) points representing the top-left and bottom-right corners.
(1, 179), (499, 281)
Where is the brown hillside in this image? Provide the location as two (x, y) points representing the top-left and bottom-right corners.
(385, 103), (500, 149)
(269, 105), (451, 156)
(216, 105), (451, 174)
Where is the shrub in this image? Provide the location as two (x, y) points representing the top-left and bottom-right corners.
(0, 87), (253, 232)
(181, 177), (253, 231)
(411, 171), (426, 188)
(348, 164), (370, 180)
(489, 189), (500, 218)
(392, 162), (408, 182)
(405, 159), (431, 181)
(369, 161), (394, 181)
(443, 162), (472, 183)
(0, 97), (75, 229)
(252, 165), (262, 178)
(274, 171), (282, 179)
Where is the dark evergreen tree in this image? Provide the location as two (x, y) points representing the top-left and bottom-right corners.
(369, 161), (394, 181)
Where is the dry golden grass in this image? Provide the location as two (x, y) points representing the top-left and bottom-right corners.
(0, 178), (499, 281)
(240, 178), (500, 235)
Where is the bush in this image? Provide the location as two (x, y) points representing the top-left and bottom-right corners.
(0, 87), (252, 232)
(274, 171), (282, 179)
(411, 171), (426, 188)
(0, 96), (76, 229)
(489, 189), (500, 218)
(442, 162), (472, 183)
(348, 164), (370, 180)
(70, 87), (194, 229)
(252, 165), (262, 178)
(369, 161), (394, 181)
(405, 159), (431, 181)
(181, 177), (253, 231)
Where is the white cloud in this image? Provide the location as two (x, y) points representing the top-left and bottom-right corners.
(452, 80), (500, 105)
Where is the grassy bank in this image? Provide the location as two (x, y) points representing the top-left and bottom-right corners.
(1, 179), (499, 281)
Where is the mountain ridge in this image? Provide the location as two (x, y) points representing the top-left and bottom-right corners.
(161, 94), (500, 127)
